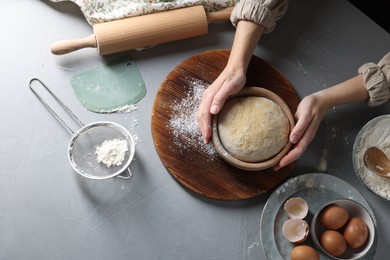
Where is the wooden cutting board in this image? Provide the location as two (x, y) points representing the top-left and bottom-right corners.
(151, 50), (300, 200)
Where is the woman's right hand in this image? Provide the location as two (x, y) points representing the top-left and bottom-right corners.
(197, 20), (264, 144)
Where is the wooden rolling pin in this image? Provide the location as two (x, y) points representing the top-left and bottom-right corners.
(51, 6), (233, 55)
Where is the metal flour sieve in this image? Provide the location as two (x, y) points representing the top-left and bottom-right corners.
(29, 78), (135, 180)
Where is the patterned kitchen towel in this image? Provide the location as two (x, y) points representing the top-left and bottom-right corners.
(50, 0), (237, 25)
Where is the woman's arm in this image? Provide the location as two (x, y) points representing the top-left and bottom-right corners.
(275, 52), (390, 170)
(197, 0), (289, 144)
(309, 75), (369, 112)
(274, 75), (368, 170)
(197, 20), (264, 144)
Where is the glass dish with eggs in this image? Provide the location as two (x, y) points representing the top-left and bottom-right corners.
(260, 173), (377, 260)
(311, 198), (375, 259)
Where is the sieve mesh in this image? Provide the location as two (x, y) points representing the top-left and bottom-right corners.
(68, 122), (134, 179)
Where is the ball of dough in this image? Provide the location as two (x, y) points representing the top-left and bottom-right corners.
(218, 96), (289, 162)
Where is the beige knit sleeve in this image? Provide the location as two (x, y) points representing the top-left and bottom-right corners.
(358, 52), (390, 106)
(230, 0), (289, 33)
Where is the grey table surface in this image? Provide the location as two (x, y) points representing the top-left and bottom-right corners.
(1, 0), (389, 259)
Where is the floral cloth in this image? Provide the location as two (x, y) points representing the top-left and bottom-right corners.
(50, 0), (237, 25)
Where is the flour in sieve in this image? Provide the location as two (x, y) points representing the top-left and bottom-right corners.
(95, 138), (128, 167)
(354, 117), (390, 199)
(168, 79), (217, 157)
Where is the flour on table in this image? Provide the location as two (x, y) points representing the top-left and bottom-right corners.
(316, 149), (328, 172)
(95, 138), (128, 167)
(115, 104), (138, 113)
(97, 103), (138, 114)
(123, 104), (140, 146)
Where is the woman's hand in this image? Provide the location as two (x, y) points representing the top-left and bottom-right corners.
(274, 75), (368, 170)
(273, 94), (328, 170)
(196, 20), (264, 144)
(196, 67), (246, 144)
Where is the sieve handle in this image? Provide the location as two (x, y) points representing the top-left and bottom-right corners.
(29, 78), (85, 135)
(117, 168), (132, 179)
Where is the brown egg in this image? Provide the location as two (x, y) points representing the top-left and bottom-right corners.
(290, 245), (320, 260)
(319, 204), (349, 230)
(320, 230), (347, 257)
(343, 217), (369, 248)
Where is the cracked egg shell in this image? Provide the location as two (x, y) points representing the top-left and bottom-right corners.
(282, 219), (310, 243)
(284, 197), (309, 219)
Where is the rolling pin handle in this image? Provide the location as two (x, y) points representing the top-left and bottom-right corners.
(207, 6), (234, 24)
(50, 34), (97, 55)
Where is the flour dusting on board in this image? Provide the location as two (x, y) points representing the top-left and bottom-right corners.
(168, 79), (217, 157)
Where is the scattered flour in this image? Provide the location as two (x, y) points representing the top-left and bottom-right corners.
(95, 138), (128, 167)
(168, 79), (217, 157)
(115, 104), (138, 113)
(99, 103), (138, 114)
(247, 241), (260, 252)
(124, 105), (140, 146)
(354, 117), (390, 199)
(316, 149), (328, 172)
(120, 104), (140, 146)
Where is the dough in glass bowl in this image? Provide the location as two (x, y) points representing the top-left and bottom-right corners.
(218, 96), (289, 162)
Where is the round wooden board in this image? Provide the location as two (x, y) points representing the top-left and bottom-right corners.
(151, 50), (300, 200)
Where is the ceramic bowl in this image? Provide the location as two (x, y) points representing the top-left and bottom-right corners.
(212, 86), (294, 171)
(311, 198), (375, 260)
(352, 115), (390, 200)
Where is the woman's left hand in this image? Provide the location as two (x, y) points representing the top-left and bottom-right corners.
(273, 94), (328, 170)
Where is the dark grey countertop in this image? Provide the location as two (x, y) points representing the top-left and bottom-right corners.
(1, 0), (389, 259)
